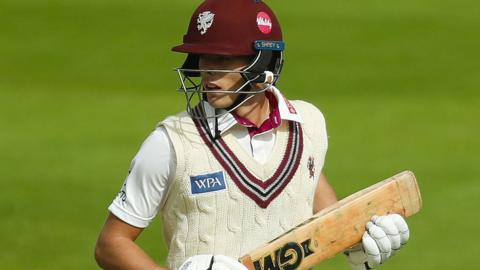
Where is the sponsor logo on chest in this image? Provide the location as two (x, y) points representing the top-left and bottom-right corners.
(190, 171), (227, 194)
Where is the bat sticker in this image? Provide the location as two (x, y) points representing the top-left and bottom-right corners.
(253, 238), (315, 270)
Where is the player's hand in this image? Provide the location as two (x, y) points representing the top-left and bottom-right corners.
(179, 254), (248, 270)
(346, 214), (410, 270)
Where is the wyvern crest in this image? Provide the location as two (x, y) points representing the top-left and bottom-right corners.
(197, 11), (215, 35)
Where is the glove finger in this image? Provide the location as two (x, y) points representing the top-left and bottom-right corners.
(362, 231), (381, 268)
(372, 215), (401, 251)
(366, 221), (392, 262)
(390, 214), (410, 245)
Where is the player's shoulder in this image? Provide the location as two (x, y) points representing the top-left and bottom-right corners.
(290, 100), (328, 147)
(157, 111), (191, 129)
(291, 100), (326, 123)
(124, 126), (173, 176)
(156, 110), (200, 145)
(137, 127), (172, 158)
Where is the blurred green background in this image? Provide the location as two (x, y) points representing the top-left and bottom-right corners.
(1, 0), (478, 269)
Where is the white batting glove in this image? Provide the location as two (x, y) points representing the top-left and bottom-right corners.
(346, 214), (410, 270)
(179, 254), (247, 270)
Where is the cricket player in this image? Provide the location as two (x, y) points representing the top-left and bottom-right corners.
(95, 0), (411, 269)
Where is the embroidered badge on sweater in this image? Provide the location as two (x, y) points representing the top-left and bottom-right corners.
(191, 106), (304, 208)
(307, 156), (315, 179)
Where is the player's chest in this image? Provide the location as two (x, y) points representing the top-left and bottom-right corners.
(177, 120), (319, 209)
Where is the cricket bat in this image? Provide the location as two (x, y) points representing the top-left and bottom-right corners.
(239, 170), (422, 270)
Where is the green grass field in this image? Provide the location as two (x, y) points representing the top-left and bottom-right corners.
(1, 0), (479, 269)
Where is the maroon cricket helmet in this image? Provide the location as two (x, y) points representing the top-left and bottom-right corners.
(172, 0), (283, 56)
(173, 0), (286, 124)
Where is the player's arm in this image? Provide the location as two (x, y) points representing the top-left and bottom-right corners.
(313, 173), (338, 214)
(95, 128), (173, 269)
(95, 213), (168, 270)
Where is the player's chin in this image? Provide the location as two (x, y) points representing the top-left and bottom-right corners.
(206, 94), (234, 109)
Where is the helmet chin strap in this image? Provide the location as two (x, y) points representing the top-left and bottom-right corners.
(198, 77), (272, 140)
(225, 49), (277, 111)
(223, 83), (251, 112)
(221, 49), (278, 112)
(219, 69), (275, 112)
(213, 82), (257, 140)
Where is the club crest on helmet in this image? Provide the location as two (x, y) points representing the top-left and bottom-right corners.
(197, 11), (215, 35)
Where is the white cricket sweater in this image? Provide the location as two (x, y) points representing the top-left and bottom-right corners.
(160, 100), (328, 270)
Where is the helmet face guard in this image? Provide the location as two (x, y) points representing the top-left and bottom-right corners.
(172, 0), (285, 120)
(175, 48), (284, 119)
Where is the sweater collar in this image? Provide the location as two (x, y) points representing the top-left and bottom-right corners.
(201, 86), (303, 136)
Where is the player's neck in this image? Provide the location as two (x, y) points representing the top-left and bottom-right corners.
(233, 93), (270, 127)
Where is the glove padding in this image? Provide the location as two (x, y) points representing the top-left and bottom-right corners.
(346, 214), (410, 270)
(179, 255), (247, 270)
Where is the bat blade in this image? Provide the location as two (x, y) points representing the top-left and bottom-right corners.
(239, 170), (422, 270)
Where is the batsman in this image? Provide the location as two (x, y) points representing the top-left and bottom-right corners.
(95, 0), (412, 269)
